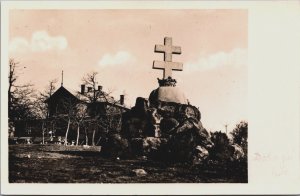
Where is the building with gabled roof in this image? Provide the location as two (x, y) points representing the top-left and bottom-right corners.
(13, 80), (129, 145)
(45, 86), (80, 118)
(44, 83), (129, 118)
(77, 84), (129, 118)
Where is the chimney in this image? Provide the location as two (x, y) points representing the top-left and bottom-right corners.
(120, 95), (124, 105)
(98, 85), (102, 91)
(87, 87), (92, 92)
(81, 84), (85, 94)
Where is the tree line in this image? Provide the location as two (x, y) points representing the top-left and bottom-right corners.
(8, 59), (124, 145)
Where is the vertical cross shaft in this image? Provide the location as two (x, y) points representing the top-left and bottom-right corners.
(154, 37), (181, 62)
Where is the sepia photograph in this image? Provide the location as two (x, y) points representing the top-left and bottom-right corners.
(7, 8), (248, 183)
(1, 1), (299, 195)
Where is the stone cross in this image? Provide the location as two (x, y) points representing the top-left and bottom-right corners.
(153, 37), (183, 79)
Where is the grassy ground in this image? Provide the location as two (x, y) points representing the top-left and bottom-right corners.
(9, 144), (247, 183)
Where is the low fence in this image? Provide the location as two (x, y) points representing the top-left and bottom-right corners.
(8, 139), (102, 152)
(43, 144), (101, 152)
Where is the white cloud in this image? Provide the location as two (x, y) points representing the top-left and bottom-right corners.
(185, 48), (247, 72)
(98, 51), (133, 67)
(9, 31), (68, 53)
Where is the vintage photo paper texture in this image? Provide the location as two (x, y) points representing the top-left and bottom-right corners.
(1, 1), (300, 195)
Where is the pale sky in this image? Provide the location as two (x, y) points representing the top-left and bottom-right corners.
(9, 9), (248, 132)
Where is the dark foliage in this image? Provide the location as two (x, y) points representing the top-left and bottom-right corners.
(209, 131), (235, 162)
(231, 121), (248, 154)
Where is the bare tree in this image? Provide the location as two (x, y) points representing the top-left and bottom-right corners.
(40, 79), (58, 118)
(59, 97), (78, 145)
(34, 79), (58, 144)
(80, 71), (125, 145)
(9, 59), (36, 122)
(74, 103), (88, 145)
(34, 97), (48, 144)
(8, 59), (18, 113)
(82, 71), (100, 103)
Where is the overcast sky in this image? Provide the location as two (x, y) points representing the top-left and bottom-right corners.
(9, 9), (247, 132)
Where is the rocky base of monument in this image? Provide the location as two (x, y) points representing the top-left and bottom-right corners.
(100, 97), (217, 164)
(100, 96), (246, 165)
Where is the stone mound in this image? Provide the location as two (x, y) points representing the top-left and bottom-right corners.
(117, 97), (211, 163)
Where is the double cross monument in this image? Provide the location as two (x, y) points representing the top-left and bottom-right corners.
(153, 37), (183, 80)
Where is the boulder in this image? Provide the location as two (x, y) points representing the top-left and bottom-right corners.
(197, 127), (212, 146)
(143, 137), (168, 159)
(158, 104), (177, 118)
(195, 145), (209, 158)
(130, 137), (168, 158)
(131, 169), (147, 177)
(192, 145), (209, 164)
(174, 118), (196, 134)
(164, 119), (211, 163)
(231, 144), (245, 160)
(176, 104), (201, 122)
(160, 118), (179, 135)
(142, 137), (162, 152)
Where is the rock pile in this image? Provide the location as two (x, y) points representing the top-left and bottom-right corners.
(118, 96), (212, 163)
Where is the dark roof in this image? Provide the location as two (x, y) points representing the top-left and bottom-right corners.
(45, 86), (129, 110)
(45, 86), (79, 103)
(77, 91), (129, 110)
(77, 91), (115, 103)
